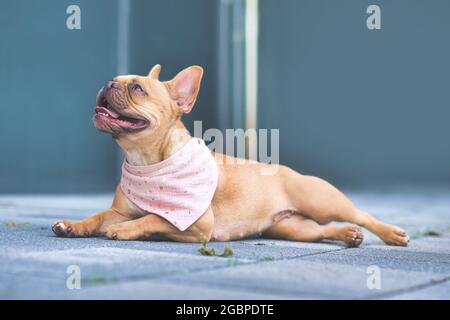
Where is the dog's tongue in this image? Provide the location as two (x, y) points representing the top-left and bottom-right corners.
(95, 106), (120, 118)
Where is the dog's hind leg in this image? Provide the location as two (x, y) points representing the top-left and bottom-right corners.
(280, 167), (409, 246)
(263, 214), (364, 247)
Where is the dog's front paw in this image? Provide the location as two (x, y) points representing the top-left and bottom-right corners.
(52, 221), (90, 238)
(52, 221), (72, 237)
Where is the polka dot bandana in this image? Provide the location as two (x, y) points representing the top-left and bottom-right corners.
(120, 138), (219, 231)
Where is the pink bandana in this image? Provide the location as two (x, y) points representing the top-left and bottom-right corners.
(120, 138), (219, 231)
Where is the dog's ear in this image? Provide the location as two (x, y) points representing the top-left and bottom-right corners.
(166, 66), (203, 114)
(148, 64), (161, 80)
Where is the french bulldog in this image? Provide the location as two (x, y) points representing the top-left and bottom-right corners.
(52, 65), (409, 247)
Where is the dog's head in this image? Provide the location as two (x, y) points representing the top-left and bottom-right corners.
(92, 64), (203, 139)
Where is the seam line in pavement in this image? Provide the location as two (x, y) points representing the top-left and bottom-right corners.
(363, 275), (450, 299)
(71, 248), (350, 289)
(134, 248), (346, 281)
(151, 247), (348, 280)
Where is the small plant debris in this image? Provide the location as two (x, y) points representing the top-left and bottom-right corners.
(85, 275), (115, 284)
(258, 256), (275, 262)
(198, 234), (234, 257)
(198, 246), (216, 256)
(3, 221), (31, 228)
(220, 246), (234, 257)
(422, 230), (442, 237)
(411, 229), (442, 239)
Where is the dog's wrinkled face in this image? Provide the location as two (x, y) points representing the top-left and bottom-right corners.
(92, 64), (203, 139)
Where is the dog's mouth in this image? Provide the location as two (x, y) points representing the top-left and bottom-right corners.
(93, 90), (149, 134)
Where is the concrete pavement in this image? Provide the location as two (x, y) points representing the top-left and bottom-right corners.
(0, 190), (449, 299)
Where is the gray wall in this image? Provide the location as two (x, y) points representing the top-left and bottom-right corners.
(128, 0), (220, 134)
(1, 0), (447, 193)
(0, 0), (219, 193)
(259, 0), (450, 188)
(0, 0), (118, 193)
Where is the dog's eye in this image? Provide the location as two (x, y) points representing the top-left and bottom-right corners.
(130, 83), (144, 93)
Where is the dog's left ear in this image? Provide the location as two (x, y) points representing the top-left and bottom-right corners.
(148, 64), (161, 79)
(166, 66), (203, 114)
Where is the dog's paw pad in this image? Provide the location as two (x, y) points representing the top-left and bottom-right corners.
(107, 232), (118, 240)
(52, 221), (72, 237)
(341, 225), (364, 247)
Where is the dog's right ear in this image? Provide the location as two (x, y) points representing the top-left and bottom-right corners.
(148, 64), (161, 80)
(166, 66), (204, 114)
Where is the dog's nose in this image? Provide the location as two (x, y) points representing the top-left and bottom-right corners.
(108, 80), (122, 90)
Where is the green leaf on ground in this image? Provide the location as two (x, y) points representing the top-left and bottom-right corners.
(198, 246), (216, 256)
(258, 256), (275, 261)
(220, 246), (234, 257)
(3, 221), (31, 228)
(411, 229), (442, 239)
(422, 230), (441, 237)
(85, 275), (115, 284)
(197, 235), (233, 258)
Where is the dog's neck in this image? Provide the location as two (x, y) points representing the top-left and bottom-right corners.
(117, 120), (191, 166)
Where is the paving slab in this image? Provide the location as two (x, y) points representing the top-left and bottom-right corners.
(387, 280), (450, 300)
(157, 258), (441, 299)
(1, 190), (449, 299)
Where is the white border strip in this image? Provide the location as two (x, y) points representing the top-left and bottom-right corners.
(117, 0), (131, 75)
(116, 0), (131, 175)
(245, 0), (259, 131)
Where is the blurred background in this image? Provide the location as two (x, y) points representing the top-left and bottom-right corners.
(0, 0), (449, 193)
